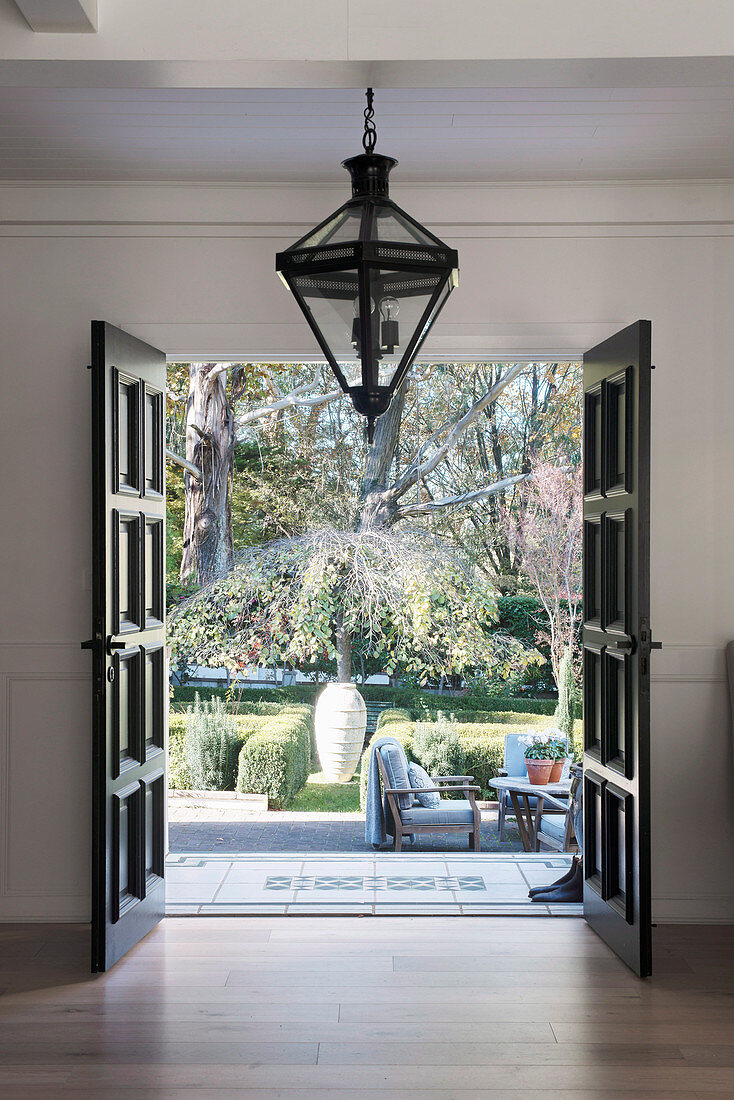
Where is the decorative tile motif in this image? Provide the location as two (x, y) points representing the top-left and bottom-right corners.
(265, 875), (487, 892)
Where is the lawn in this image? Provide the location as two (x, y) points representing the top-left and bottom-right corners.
(287, 770), (361, 812)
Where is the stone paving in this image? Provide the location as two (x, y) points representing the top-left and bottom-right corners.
(168, 808), (524, 855)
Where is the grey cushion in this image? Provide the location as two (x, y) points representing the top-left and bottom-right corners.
(537, 813), (566, 843)
(379, 743), (412, 810)
(401, 798), (476, 827)
(407, 761), (440, 809)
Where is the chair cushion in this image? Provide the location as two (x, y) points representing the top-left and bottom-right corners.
(379, 743), (412, 810)
(537, 813), (566, 843)
(407, 762), (440, 809)
(401, 799), (476, 827)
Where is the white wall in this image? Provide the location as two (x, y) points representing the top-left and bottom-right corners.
(1, 178), (733, 922)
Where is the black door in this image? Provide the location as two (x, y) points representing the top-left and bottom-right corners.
(582, 320), (654, 978)
(88, 321), (167, 972)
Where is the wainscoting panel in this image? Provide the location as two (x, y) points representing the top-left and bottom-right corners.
(0, 644), (90, 921)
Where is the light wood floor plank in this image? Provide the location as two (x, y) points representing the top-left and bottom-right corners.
(0, 920), (731, 1095)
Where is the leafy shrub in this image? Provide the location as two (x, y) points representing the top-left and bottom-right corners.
(359, 709), (583, 807)
(236, 705), (313, 809)
(554, 645), (578, 738)
(183, 694), (245, 791)
(413, 716), (466, 782)
(170, 682), (557, 714)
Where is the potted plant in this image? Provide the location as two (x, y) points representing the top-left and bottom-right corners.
(545, 728), (569, 782)
(519, 731), (556, 785)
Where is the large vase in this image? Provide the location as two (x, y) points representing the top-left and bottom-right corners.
(314, 682), (367, 783)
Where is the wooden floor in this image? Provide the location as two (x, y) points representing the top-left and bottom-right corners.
(0, 918), (733, 1097)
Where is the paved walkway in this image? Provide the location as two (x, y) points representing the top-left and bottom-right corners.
(168, 806), (524, 855)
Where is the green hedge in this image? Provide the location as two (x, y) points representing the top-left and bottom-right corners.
(359, 709), (583, 807)
(169, 704), (314, 792)
(236, 705), (313, 809)
(169, 712), (269, 789)
(170, 682), (556, 714)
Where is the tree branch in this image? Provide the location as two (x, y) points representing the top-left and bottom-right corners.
(395, 473), (528, 520)
(388, 361), (528, 502)
(235, 382), (343, 431)
(165, 447), (202, 480)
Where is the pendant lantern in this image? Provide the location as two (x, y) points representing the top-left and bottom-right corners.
(276, 88), (459, 441)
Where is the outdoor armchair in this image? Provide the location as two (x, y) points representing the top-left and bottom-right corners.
(374, 747), (481, 852)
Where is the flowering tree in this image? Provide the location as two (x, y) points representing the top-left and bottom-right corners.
(169, 526), (535, 686)
(512, 462), (582, 687)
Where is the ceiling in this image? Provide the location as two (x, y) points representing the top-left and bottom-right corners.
(3, 84), (734, 182)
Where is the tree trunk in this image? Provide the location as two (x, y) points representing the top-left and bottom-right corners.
(180, 363), (235, 586)
(358, 379), (408, 530)
(335, 611), (352, 683)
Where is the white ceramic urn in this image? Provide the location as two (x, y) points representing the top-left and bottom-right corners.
(314, 682), (367, 783)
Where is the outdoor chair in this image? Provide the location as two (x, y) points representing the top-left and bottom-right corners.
(374, 743), (481, 853)
(533, 766), (582, 853)
(497, 732), (570, 841)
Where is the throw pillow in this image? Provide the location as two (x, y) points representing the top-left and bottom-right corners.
(407, 761), (440, 809)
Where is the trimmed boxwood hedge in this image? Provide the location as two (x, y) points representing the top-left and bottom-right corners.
(236, 705), (313, 809)
(169, 703), (314, 803)
(170, 682), (557, 715)
(359, 708), (583, 808)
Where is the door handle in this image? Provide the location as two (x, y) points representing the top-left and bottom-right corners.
(609, 638), (635, 653)
(106, 635), (128, 655)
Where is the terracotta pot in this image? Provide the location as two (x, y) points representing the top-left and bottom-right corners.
(314, 682), (367, 783)
(525, 759), (555, 785)
(549, 760), (564, 783)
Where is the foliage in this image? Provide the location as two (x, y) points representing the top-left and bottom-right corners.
(169, 526), (534, 684)
(519, 729), (564, 760)
(182, 694), (247, 791)
(412, 717), (467, 781)
(236, 705), (313, 809)
(169, 682), (559, 715)
(554, 645), (578, 738)
(359, 708), (583, 807)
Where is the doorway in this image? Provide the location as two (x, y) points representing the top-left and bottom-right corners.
(90, 321), (652, 975)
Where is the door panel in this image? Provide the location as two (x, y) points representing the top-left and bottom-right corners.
(90, 321), (167, 972)
(582, 320), (653, 978)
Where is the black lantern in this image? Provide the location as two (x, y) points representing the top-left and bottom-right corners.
(276, 89), (459, 441)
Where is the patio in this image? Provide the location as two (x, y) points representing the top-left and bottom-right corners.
(166, 852), (579, 916)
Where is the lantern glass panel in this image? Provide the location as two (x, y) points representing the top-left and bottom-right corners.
(374, 270), (451, 386)
(297, 206), (362, 249)
(373, 205), (441, 247)
(291, 270), (360, 364)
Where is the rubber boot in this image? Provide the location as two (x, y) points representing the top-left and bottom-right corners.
(530, 858), (583, 903)
(527, 855), (578, 897)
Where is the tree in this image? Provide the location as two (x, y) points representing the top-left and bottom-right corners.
(168, 359), (577, 685)
(179, 363), (249, 586)
(512, 461), (583, 687)
(169, 526), (533, 686)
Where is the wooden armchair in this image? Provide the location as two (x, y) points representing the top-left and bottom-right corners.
(374, 748), (481, 852)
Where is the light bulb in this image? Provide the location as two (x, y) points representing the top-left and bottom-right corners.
(353, 296), (376, 316)
(379, 296), (400, 355)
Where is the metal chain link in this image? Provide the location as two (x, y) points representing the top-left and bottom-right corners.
(362, 87), (377, 153)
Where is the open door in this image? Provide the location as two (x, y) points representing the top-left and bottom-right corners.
(582, 320), (654, 978)
(87, 321), (167, 972)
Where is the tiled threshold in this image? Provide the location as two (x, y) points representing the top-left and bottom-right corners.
(166, 851), (582, 917)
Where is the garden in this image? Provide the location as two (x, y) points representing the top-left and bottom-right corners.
(165, 359), (582, 846)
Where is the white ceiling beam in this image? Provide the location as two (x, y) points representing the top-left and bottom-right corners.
(13, 0), (97, 32)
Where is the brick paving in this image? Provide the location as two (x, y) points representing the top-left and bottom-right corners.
(169, 814), (523, 854)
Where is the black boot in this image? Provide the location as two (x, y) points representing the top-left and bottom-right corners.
(530, 858), (583, 903)
(527, 856), (578, 897)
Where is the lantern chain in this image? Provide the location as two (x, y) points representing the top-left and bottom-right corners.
(362, 87), (377, 154)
